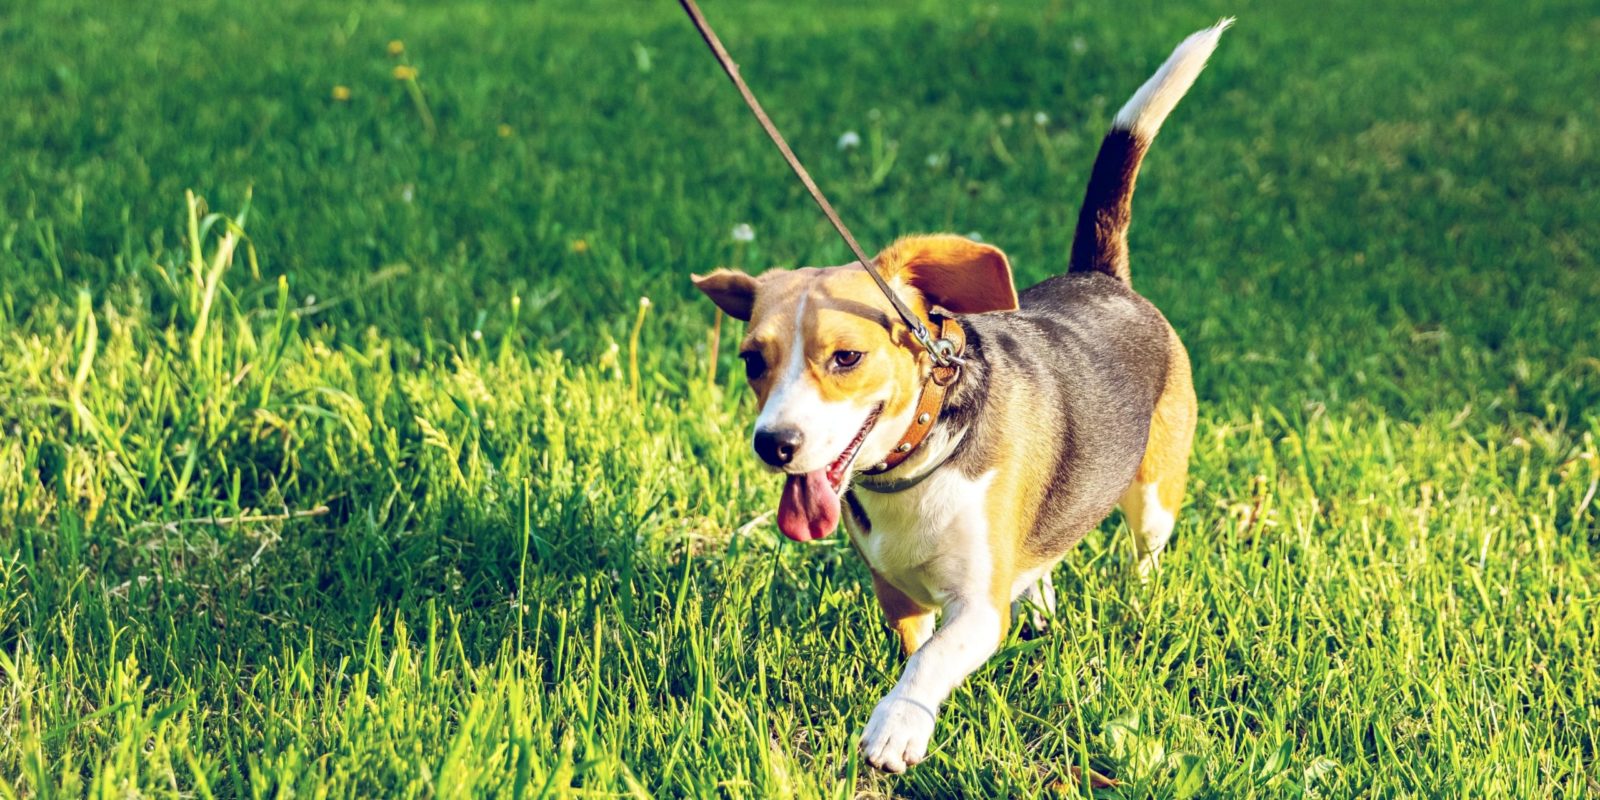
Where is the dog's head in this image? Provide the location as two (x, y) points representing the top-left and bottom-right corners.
(692, 234), (1017, 541)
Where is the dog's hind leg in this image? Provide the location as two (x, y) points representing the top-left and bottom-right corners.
(1120, 329), (1197, 580)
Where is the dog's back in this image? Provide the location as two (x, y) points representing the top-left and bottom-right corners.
(932, 20), (1231, 566)
(955, 272), (1173, 557)
(934, 15), (1228, 563)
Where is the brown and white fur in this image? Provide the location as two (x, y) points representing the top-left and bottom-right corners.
(692, 21), (1227, 773)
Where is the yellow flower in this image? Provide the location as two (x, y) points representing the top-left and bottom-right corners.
(497, 123), (513, 138)
(331, 85), (352, 102)
(387, 40), (405, 56)
(571, 239), (589, 254)
(392, 65), (418, 81)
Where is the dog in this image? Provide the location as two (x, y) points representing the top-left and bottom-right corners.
(691, 20), (1227, 773)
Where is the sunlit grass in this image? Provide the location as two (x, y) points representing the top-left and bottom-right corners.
(1, 0), (1598, 796)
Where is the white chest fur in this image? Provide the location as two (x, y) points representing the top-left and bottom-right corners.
(846, 467), (997, 609)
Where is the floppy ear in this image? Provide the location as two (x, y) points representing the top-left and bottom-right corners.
(881, 235), (1019, 314)
(690, 269), (759, 321)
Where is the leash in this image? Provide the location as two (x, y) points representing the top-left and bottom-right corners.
(676, 0), (962, 367)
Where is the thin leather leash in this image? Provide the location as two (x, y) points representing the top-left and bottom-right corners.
(676, 0), (962, 368)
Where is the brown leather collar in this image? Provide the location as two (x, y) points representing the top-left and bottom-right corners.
(863, 315), (965, 476)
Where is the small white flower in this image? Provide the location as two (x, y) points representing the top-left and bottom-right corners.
(401, 183), (415, 203)
(304, 294), (317, 307)
(639, 296), (652, 309)
(925, 153), (944, 168)
(966, 232), (983, 243)
(1034, 111), (1049, 126)
(1071, 36), (1088, 55)
(731, 223), (755, 243)
(471, 329), (483, 341)
(837, 130), (862, 150)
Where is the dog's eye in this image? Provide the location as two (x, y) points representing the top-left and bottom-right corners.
(739, 351), (767, 380)
(831, 350), (864, 369)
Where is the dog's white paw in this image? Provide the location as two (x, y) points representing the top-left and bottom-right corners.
(859, 694), (937, 773)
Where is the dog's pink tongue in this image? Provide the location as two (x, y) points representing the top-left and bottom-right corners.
(777, 470), (841, 542)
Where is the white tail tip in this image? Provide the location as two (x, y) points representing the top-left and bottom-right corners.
(1112, 18), (1233, 139)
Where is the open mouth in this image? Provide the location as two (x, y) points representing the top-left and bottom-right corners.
(775, 402), (882, 543)
(824, 403), (883, 490)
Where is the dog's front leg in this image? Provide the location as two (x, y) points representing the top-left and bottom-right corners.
(860, 595), (1007, 772)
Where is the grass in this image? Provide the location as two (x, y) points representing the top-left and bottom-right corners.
(2, 0), (1598, 795)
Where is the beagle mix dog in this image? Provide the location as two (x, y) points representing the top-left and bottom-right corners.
(692, 21), (1227, 773)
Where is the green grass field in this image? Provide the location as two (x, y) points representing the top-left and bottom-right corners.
(3, 0), (1598, 795)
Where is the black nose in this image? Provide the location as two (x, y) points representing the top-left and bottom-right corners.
(754, 427), (803, 467)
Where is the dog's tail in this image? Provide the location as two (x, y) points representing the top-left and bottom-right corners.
(1068, 19), (1232, 284)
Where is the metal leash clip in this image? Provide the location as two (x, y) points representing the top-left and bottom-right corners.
(914, 324), (965, 368)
